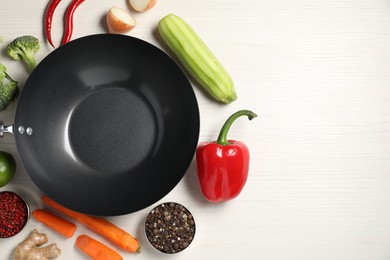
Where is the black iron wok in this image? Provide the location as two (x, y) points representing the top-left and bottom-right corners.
(1, 34), (200, 216)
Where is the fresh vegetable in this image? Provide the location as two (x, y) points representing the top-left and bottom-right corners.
(196, 110), (257, 202)
(158, 14), (237, 104)
(32, 209), (77, 238)
(7, 35), (40, 73)
(42, 195), (141, 253)
(0, 36), (4, 43)
(0, 151), (16, 187)
(76, 234), (123, 260)
(129, 0), (157, 12)
(44, 0), (62, 48)
(0, 63), (19, 111)
(61, 0), (86, 45)
(13, 229), (61, 260)
(106, 7), (136, 34)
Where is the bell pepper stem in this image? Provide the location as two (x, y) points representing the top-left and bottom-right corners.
(216, 110), (257, 145)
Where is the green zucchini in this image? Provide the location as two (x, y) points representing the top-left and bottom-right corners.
(158, 14), (237, 104)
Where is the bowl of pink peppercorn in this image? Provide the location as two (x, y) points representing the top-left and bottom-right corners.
(0, 191), (30, 238)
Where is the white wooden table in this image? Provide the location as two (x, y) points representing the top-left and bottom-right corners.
(1, 0), (390, 259)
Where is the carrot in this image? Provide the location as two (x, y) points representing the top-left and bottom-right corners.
(76, 234), (123, 260)
(41, 195), (141, 253)
(32, 209), (77, 238)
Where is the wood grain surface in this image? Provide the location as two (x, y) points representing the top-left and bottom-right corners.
(1, 0), (390, 259)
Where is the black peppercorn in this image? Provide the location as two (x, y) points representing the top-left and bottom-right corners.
(145, 202), (196, 254)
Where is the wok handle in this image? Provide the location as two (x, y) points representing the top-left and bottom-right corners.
(0, 121), (14, 137)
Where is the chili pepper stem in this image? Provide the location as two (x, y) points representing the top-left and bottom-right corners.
(216, 110), (257, 145)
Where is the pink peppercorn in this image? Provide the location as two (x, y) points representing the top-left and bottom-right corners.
(0, 191), (29, 238)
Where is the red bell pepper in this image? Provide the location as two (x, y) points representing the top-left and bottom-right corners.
(196, 110), (257, 203)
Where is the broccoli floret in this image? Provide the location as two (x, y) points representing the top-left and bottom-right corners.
(7, 35), (40, 73)
(0, 36), (4, 43)
(0, 64), (5, 82)
(0, 63), (19, 111)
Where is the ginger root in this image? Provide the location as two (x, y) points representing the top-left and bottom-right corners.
(14, 229), (61, 260)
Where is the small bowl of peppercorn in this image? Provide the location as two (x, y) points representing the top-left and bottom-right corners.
(0, 191), (30, 238)
(145, 202), (196, 254)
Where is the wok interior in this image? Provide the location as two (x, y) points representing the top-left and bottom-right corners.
(15, 34), (199, 216)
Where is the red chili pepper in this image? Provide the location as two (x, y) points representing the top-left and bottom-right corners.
(195, 110), (257, 203)
(44, 0), (62, 48)
(61, 0), (85, 46)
